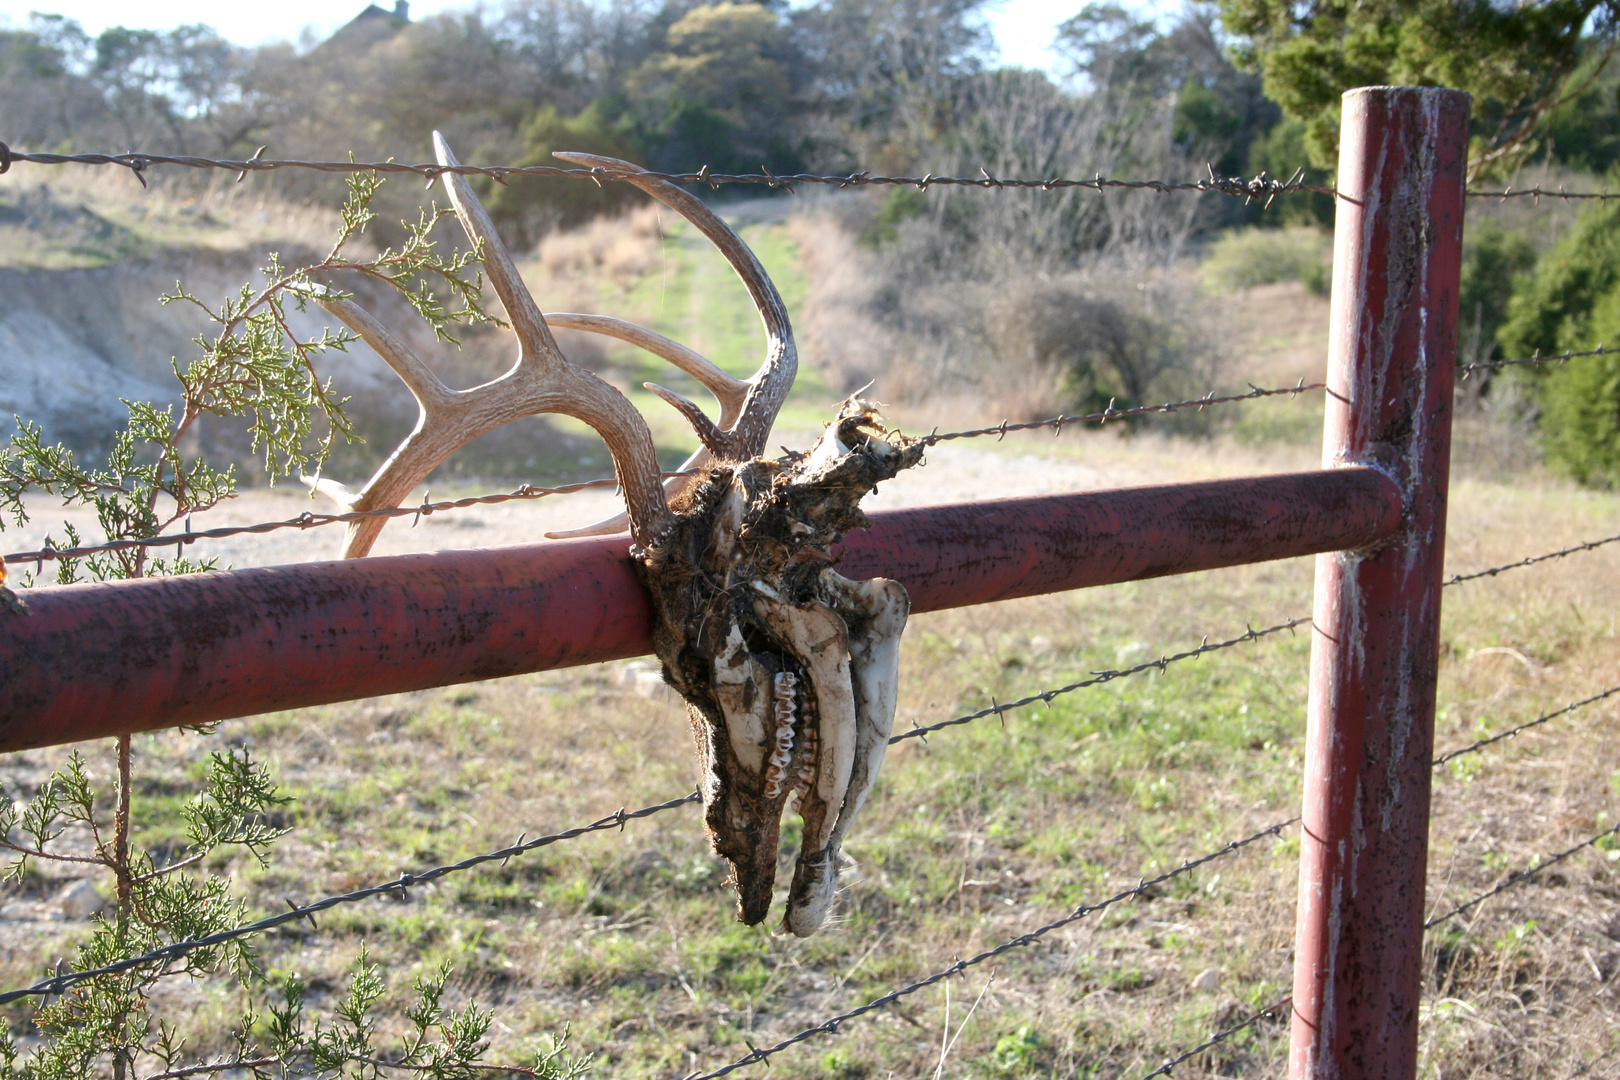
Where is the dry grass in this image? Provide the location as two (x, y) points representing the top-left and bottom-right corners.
(0, 165), (342, 270)
(2, 183), (1618, 1077)
(3, 423), (1619, 1078)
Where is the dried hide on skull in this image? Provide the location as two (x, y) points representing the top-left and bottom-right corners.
(306, 133), (920, 934)
(644, 401), (922, 933)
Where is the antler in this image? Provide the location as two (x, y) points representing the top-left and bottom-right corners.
(306, 136), (796, 556)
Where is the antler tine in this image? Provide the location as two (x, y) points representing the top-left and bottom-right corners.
(541, 312), (748, 539)
(553, 152), (797, 461)
(433, 133), (563, 369)
(305, 291), (465, 558)
(544, 313), (748, 426)
(302, 136), (676, 557)
(430, 134), (672, 551)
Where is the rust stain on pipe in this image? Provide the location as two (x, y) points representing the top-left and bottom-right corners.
(0, 468), (1397, 751)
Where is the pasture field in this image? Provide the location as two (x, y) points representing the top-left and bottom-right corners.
(3, 420), (1619, 1079)
(1, 171), (1616, 1077)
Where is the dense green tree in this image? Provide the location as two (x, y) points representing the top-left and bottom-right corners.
(1217, 0), (1620, 173)
(483, 103), (643, 247)
(1498, 195), (1620, 483)
(625, 2), (807, 172)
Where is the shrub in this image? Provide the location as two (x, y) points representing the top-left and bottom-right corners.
(1498, 195), (1620, 484)
(1200, 226), (1330, 294)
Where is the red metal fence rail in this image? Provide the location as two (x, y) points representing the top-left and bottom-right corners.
(0, 469), (1396, 749)
(0, 86), (1479, 1080)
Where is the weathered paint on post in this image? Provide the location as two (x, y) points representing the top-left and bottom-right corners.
(1289, 87), (1469, 1079)
(0, 468), (1399, 750)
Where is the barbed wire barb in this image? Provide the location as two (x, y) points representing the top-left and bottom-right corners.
(1442, 530), (1620, 586)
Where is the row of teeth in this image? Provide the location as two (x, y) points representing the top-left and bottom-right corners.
(794, 724), (817, 796)
(763, 672), (798, 799)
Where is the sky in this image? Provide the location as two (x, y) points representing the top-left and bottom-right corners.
(0, 0), (1072, 71)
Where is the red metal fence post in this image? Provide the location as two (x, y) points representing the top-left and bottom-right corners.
(1289, 87), (1470, 1079)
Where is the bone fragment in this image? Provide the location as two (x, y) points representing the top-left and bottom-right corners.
(711, 623), (769, 776)
(751, 589), (858, 936)
(819, 571), (909, 853)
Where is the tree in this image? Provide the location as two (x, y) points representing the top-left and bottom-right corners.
(1217, 0), (1620, 174)
(625, 2), (807, 173)
(789, 0), (993, 169)
(1498, 195), (1620, 484)
(483, 103), (644, 248)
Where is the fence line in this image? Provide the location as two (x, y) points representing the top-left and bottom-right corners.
(0, 549), (1598, 1006)
(0, 144), (1332, 200)
(1432, 685), (1620, 766)
(1458, 343), (1620, 377)
(918, 382), (1323, 445)
(0, 614), (1301, 1005)
(0, 474), (691, 568)
(1464, 185), (1620, 202)
(893, 617), (1310, 744)
(9, 143), (1619, 205)
(0, 382), (1323, 569)
(1141, 814), (1620, 1074)
(0, 791), (704, 1006)
(678, 818), (1299, 1080)
(1442, 530), (1620, 586)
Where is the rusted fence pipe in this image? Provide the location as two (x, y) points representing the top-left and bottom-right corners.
(0, 468), (1398, 750)
(1289, 87), (1468, 1080)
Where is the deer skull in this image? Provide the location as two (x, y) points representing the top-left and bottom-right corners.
(305, 135), (921, 934)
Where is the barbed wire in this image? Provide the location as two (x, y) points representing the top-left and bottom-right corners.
(1, 381), (1321, 570)
(1466, 185), (1620, 202)
(1138, 995), (1293, 1079)
(1424, 821), (1620, 930)
(1442, 530), (1620, 586)
(0, 613), (1301, 1007)
(0, 471), (699, 567)
(1433, 685), (1620, 766)
(0, 143), (1335, 201)
(891, 616), (1310, 745)
(1459, 344), (1620, 377)
(0, 791), (702, 1006)
(678, 818), (1298, 1080)
(918, 381), (1324, 445)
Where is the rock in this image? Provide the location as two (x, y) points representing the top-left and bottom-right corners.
(55, 879), (107, 920)
(1191, 968), (1221, 993)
